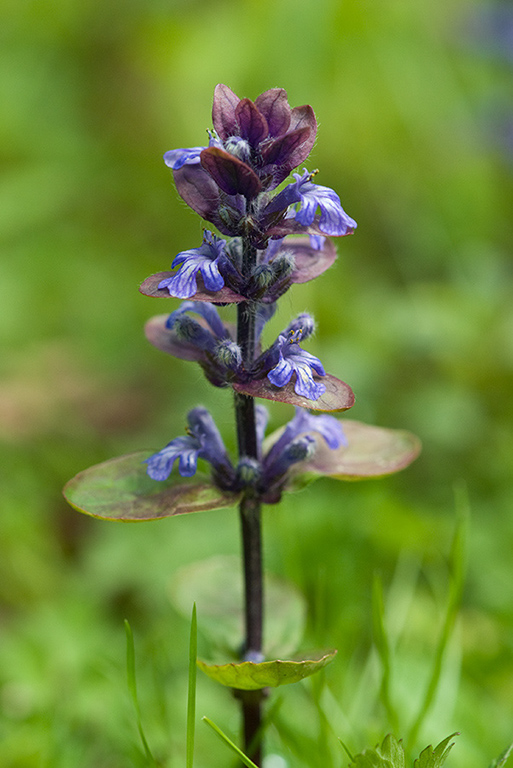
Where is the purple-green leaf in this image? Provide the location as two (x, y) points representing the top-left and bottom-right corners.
(197, 650), (337, 690)
(288, 236), (337, 283)
(145, 314), (204, 361)
(234, 98), (269, 145)
(200, 147), (262, 199)
(139, 272), (245, 303)
(293, 420), (421, 481)
(254, 88), (291, 137)
(233, 374), (355, 412)
(63, 452), (240, 521)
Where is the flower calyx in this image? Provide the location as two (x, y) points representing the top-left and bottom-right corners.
(144, 301), (243, 388)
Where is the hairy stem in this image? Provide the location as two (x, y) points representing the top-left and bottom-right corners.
(234, 240), (264, 765)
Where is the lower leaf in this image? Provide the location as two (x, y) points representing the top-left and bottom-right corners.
(197, 650), (336, 690)
(63, 452), (240, 521)
(293, 420), (421, 481)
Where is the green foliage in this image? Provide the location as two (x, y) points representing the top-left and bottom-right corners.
(407, 505), (467, 749)
(197, 650), (336, 690)
(347, 733), (457, 768)
(169, 555), (306, 658)
(202, 717), (259, 768)
(186, 605), (197, 768)
(372, 576), (400, 734)
(63, 452), (240, 521)
(413, 734), (458, 768)
(124, 620), (157, 765)
(489, 744), (513, 768)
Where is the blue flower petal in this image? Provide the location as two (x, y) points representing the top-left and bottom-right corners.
(265, 328), (326, 400)
(199, 259), (225, 292)
(160, 231), (228, 299)
(267, 354), (294, 388)
(145, 435), (200, 481)
(164, 147), (206, 169)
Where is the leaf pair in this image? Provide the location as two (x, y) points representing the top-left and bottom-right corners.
(62, 421), (420, 522)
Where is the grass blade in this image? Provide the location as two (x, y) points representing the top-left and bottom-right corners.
(489, 743), (513, 768)
(186, 604), (197, 768)
(407, 485), (468, 749)
(202, 716), (259, 768)
(124, 619), (157, 765)
(372, 573), (400, 734)
(339, 739), (355, 762)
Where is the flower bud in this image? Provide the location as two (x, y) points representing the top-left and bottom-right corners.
(251, 264), (275, 289)
(225, 238), (243, 269)
(236, 456), (262, 487)
(283, 435), (316, 463)
(173, 314), (204, 342)
(271, 252), (295, 280)
(218, 205), (243, 232)
(224, 136), (252, 163)
(214, 339), (242, 371)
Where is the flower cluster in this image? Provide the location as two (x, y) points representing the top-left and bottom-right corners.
(145, 301), (328, 397)
(153, 84), (356, 304)
(143, 84), (358, 499)
(146, 405), (346, 503)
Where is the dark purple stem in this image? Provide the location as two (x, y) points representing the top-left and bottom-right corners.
(235, 239), (264, 765)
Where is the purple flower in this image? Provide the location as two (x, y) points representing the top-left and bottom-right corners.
(273, 170), (357, 237)
(264, 407), (346, 469)
(165, 300), (231, 357)
(164, 147), (206, 170)
(158, 231), (228, 299)
(161, 86), (358, 248)
(252, 313), (327, 399)
(163, 85), (318, 224)
(265, 319), (326, 400)
(167, 300), (229, 341)
(161, 301), (241, 385)
(255, 404), (270, 456)
(210, 84), (318, 188)
(259, 407), (347, 498)
(163, 132), (224, 170)
(145, 407), (234, 483)
(309, 234), (326, 251)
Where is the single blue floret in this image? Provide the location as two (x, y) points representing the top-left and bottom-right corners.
(163, 146), (205, 170)
(145, 407), (234, 482)
(261, 406), (347, 489)
(158, 231), (227, 299)
(267, 328), (326, 400)
(289, 169), (357, 237)
(145, 434), (204, 480)
(267, 169), (357, 237)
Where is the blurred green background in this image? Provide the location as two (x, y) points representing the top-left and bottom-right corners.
(1, 0), (512, 765)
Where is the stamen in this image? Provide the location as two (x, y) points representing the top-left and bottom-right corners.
(288, 329), (303, 344)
